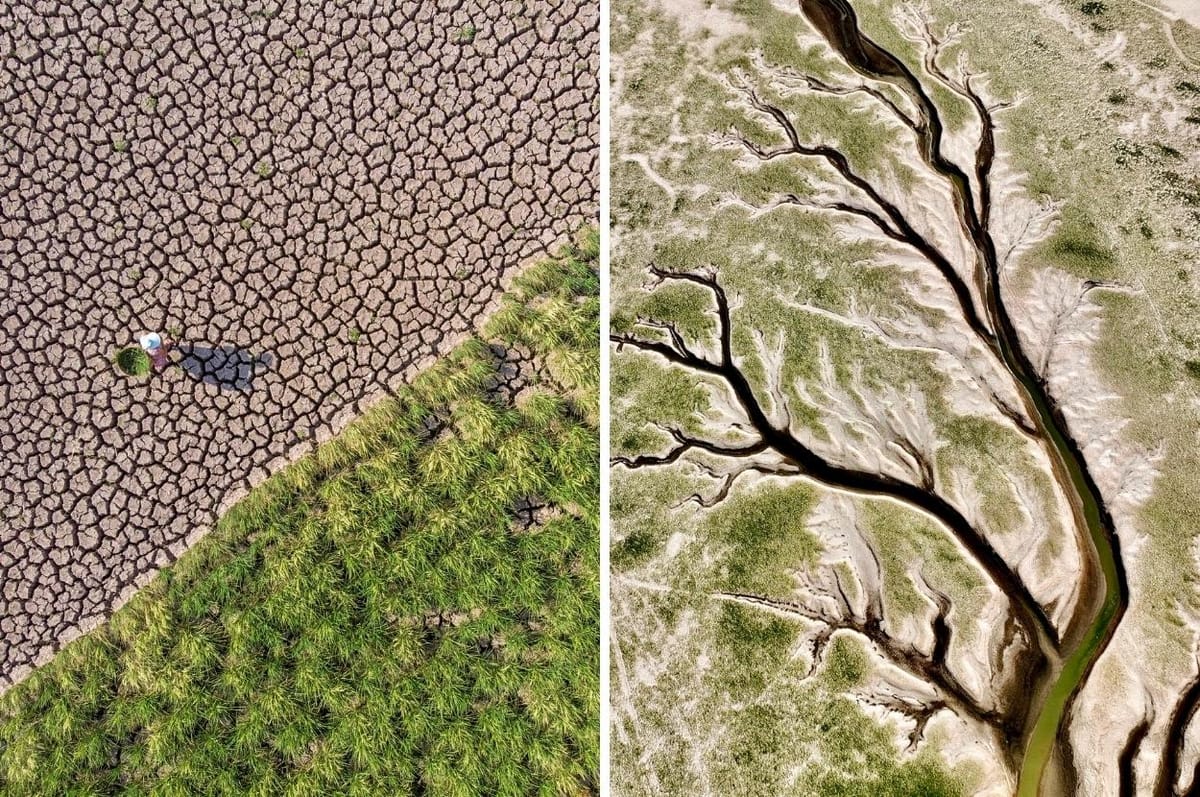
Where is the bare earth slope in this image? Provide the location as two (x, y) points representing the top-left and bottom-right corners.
(0, 1), (597, 688)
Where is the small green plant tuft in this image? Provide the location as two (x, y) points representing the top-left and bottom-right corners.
(112, 137), (128, 153)
(255, 161), (273, 178)
(114, 346), (150, 377)
(240, 217), (254, 231)
(1081, 1), (1106, 15)
(458, 23), (477, 43)
(347, 327), (362, 343)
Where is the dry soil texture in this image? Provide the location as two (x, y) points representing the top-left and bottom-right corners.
(0, 0), (597, 688)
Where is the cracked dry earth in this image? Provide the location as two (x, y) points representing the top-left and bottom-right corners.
(0, 1), (597, 689)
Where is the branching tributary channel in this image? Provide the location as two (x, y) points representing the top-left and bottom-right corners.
(797, 1), (1128, 793)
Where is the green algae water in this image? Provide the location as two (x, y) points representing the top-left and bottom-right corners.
(1013, 358), (1123, 797)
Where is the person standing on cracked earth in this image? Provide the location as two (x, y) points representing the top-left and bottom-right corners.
(138, 332), (174, 373)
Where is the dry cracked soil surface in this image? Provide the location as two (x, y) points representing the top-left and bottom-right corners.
(0, 0), (598, 688)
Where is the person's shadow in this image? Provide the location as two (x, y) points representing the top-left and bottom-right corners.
(177, 344), (275, 392)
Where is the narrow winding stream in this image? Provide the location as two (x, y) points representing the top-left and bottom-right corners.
(796, 1), (1129, 793)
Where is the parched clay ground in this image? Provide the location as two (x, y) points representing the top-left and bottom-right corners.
(0, 0), (597, 688)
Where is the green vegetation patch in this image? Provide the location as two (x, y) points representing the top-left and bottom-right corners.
(700, 603), (964, 797)
(1036, 205), (1117, 278)
(714, 601), (801, 700)
(610, 354), (711, 455)
(705, 483), (819, 594)
(114, 345), (150, 377)
(939, 414), (1047, 540)
(610, 467), (705, 571)
(1, 232), (600, 797)
(860, 500), (987, 642)
(822, 634), (870, 692)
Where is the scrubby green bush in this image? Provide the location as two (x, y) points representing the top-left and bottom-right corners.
(114, 345), (150, 376)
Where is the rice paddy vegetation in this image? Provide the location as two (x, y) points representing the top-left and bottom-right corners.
(0, 230), (600, 797)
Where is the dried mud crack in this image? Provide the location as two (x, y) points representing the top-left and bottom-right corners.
(0, 1), (597, 689)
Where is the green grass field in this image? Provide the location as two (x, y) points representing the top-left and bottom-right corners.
(0, 231), (599, 797)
